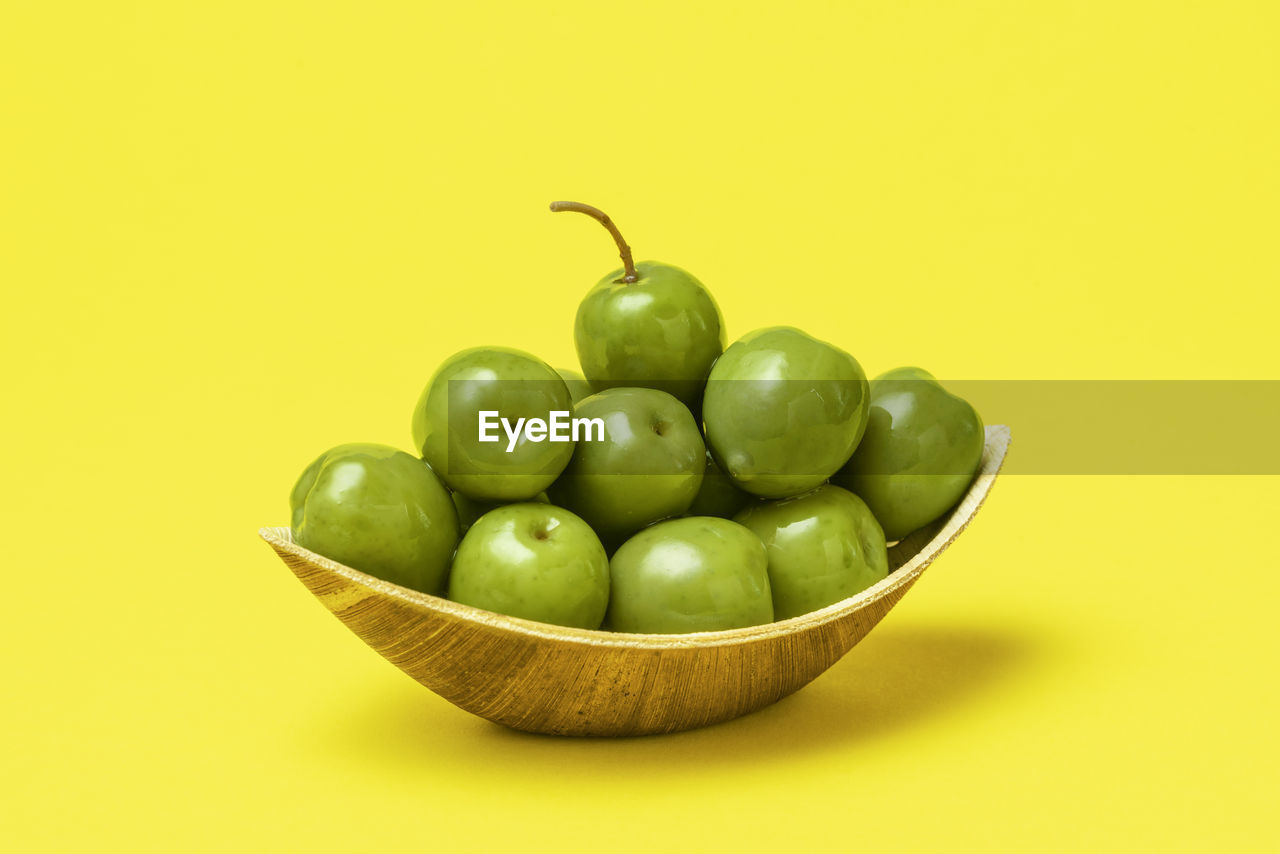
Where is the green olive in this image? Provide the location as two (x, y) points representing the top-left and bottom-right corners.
(574, 261), (725, 410)
(735, 484), (888, 619)
(703, 327), (870, 498)
(448, 503), (610, 630)
(553, 201), (725, 411)
(290, 443), (458, 594)
(548, 387), (705, 549)
(834, 367), (984, 541)
(412, 347), (574, 502)
(607, 517), (773, 634)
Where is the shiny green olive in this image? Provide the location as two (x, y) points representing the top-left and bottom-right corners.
(686, 451), (755, 518)
(553, 202), (724, 411)
(834, 367), (984, 541)
(575, 261), (725, 410)
(548, 387), (705, 549)
(703, 327), (870, 498)
(448, 504), (609, 629)
(290, 443), (459, 594)
(607, 517), (773, 634)
(734, 484), (888, 620)
(412, 347), (573, 502)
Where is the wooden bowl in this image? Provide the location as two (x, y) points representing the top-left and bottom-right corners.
(260, 425), (1010, 737)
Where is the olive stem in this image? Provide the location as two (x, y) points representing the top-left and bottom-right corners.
(549, 201), (639, 283)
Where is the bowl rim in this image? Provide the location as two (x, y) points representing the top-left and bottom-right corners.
(261, 424), (1009, 650)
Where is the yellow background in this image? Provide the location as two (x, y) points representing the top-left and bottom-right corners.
(3, 2), (1277, 851)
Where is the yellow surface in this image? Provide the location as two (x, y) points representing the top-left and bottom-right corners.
(3, 2), (1277, 851)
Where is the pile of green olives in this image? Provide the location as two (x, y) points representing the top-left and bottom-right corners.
(289, 203), (985, 634)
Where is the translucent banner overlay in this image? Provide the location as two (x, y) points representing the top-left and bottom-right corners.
(441, 380), (1280, 475)
(947, 380), (1280, 474)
